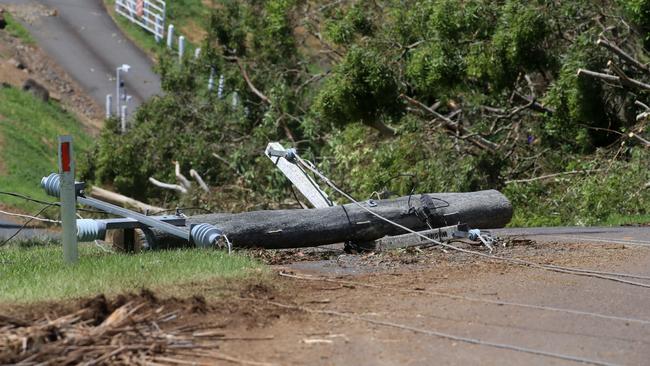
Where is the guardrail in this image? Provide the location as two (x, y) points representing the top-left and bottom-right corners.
(115, 0), (166, 42)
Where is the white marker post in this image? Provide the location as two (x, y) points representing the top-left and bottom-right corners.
(58, 136), (78, 264)
(106, 94), (112, 119)
(178, 36), (185, 62)
(194, 47), (201, 59)
(167, 24), (174, 49)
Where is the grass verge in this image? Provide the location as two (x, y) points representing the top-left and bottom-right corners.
(0, 241), (262, 303)
(3, 11), (35, 45)
(0, 87), (92, 213)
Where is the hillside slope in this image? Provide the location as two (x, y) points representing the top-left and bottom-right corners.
(0, 86), (91, 213)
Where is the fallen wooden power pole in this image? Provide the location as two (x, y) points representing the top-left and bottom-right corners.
(146, 190), (512, 250)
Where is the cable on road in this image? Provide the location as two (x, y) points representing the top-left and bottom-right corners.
(294, 156), (650, 289)
(279, 272), (650, 326)
(263, 299), (619, 366)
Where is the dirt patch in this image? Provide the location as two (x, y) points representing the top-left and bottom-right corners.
(181, 21), (207, 45)
(0, 9), (102, 133)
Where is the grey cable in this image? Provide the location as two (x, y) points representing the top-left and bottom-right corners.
(295, 156), (650, 289)
(279, 272), (650, 325)
(267, 300), (619, 366)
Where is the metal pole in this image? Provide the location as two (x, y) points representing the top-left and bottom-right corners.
(121, 105), (128, 133)
(115, 67), (121, 115)
(167, 24), (174, 49)
(178, 36), (185, 62)
(58, 136), (78, 264)
(106, 94), (112, 119)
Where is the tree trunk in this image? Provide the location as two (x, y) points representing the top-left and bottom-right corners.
(146, 190), (512, 250)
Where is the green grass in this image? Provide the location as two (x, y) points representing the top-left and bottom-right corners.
(3, 12), (35, 45)
(602, 213), (650, 226)
(0, 242), (262, 303)
(0, 87), (92, 213)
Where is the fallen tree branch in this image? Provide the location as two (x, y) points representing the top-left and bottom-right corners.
(577, 68), (650, 90)
(226, 56), (271, 104)
(597, 38), (649, 73)
(174, 161), (192, 190)
(88, 187), (165, 213)
(505, 169), (605, 184)
(190, 169), (210, 193)
(401, 94), (498, 152)
(148, 177), (188, 194)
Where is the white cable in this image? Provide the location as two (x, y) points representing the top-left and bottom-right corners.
(0, 209), (61, 224)
(295, 156), (650, 289)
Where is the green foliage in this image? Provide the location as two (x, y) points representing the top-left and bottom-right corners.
(92, 0), (650, 226)
(620, 0), (650, 47)
(315, 46), (401, 127)
(506, 148), (650, 226)
(324, 3), (374, 45)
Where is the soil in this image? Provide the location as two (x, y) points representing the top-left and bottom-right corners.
(2, 237), (649, 365)
(0, 6), (103, 133)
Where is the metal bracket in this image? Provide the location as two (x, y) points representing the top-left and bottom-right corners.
(265, 142), (334, 209)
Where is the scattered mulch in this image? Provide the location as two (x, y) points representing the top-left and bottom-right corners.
(0, 286), (284, 365)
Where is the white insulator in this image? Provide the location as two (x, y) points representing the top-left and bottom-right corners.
(76, 219), (107, 242)
(41, 173), (61, 198)
(191, 223), (222, 248)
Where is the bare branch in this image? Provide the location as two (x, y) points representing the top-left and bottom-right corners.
(506, 169), (605, 184)
(174, 161), (192, 190)
(577, 67), (650, 90)
(401, 94), (498, 151)
(225, 56), (271, 104)
(189, 169), (210, 193)
(148, 177), (188, 194)
(597, 38), (649, 73)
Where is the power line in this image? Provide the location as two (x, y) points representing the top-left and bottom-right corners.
(294, 156), (650, 289)
(279, 272), (650, 325)
(265, 299), (618, 366)
(0, 209), (61, 224)
(0, 204), (56, 247)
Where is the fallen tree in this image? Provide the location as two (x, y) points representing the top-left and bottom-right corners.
(143, 190), (512, 250)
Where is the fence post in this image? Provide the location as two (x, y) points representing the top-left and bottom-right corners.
(167, 24), (174, 49)
(106, 94), (112, 119)
(178, 36), (185, 62)
(58, 135), (78, 264)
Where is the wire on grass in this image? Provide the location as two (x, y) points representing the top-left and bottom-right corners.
(0, 209), (61, 224)
(0, 204), (56, 247)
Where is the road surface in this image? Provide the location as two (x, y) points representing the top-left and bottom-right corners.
(0, 0), (161, 109)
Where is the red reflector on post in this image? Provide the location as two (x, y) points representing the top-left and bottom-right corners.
(61, 142), (71, 172)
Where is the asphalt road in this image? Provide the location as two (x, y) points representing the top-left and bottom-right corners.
(0, 0), (161, 109)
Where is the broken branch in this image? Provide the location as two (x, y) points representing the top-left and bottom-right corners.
(148, 177), (188, 194)
(597, 38), (649, 73)
(190, 169), (210, 193)
(401, 94), (498, 151)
